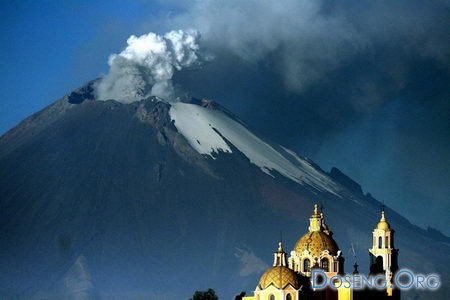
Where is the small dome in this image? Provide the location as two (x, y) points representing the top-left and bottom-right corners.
(376, 220), (390, 230)
(376, 210), (390, 230)
(294, 231), (339, 257)
(258, 266), (300, 290)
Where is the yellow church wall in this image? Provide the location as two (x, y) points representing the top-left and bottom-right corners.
(254, 285), (299, 300)
(387, 285), (393, 296)
(337, 285), (352, 300)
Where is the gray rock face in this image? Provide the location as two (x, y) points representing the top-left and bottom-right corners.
(0, 82), (448, 299)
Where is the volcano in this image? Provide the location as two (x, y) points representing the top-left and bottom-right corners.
(0, 81), (448, 299)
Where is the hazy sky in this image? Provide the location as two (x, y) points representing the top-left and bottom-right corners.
(1, 0), (449, 234)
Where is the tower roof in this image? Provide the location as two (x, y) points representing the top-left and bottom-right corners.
(312, 203), (320, 217)
(258, 266), (300, 290)
(258, 242), (300, 290)
(277, 241), (283, 253)
(376, 207), (391, 230)
(294, 230), (339, 257)
(294, 204), (340, 257)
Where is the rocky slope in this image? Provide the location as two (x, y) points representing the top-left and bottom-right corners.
(0, 82), (448, 299)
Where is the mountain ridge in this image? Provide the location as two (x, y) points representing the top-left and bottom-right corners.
(0, 81), (448, 299)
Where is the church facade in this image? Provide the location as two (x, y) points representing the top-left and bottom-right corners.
(240, 204), (400, 300)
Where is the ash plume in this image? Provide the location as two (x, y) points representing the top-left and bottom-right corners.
(95, 29), (202, 102)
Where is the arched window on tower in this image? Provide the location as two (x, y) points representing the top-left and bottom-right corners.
(370, 256), (384, 274)
(303, 259), (311, 272)
(286, 294), (292, 300)
(385, 236), (389, 248)
(269, 294), (275, 300)
(378, 236), (383, 249)
(321, 258), (329, 272)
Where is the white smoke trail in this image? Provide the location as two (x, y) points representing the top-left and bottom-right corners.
(95, 29), (201, 103)
(63, 255), (95, 299)
(234, 247), (268, 277)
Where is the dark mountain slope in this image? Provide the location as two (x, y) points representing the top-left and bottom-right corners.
(0, 83), (448, 299)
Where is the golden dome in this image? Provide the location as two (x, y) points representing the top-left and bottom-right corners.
(376, 220), (390, 230)
(376, 210), (390, 230)
(294, 231), (339, 257)
(258, 266), (300, 290)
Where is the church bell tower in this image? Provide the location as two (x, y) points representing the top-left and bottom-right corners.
(369, 206), (399, 298)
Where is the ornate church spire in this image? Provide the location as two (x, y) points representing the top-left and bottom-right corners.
(308, 203), (322, 232)
(273, 241), (287, 267)
(369, 205), (399, 298)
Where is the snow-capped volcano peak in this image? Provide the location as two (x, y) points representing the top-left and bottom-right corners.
(169, 100), (342, 197)
(2, 82), (449, 299)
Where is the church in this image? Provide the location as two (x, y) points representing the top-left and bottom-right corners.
(239, 204), (400, 300)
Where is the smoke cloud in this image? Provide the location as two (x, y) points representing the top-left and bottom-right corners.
(95, 29), (202, 102)
(142, 0), (450, 235)
(234, 247), (268, 277)
(167, 0), (367, 93)
(85, 0), (450, 234)
(63, 255), (95, 299)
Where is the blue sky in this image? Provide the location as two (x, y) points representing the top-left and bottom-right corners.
(0, 0), (171, 134)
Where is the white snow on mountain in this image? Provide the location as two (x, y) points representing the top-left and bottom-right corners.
(169, 102), (342, 197)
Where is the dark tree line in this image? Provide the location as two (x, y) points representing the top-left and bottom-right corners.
(190, 289), (218, 300)
(190, 289), (247, 300)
